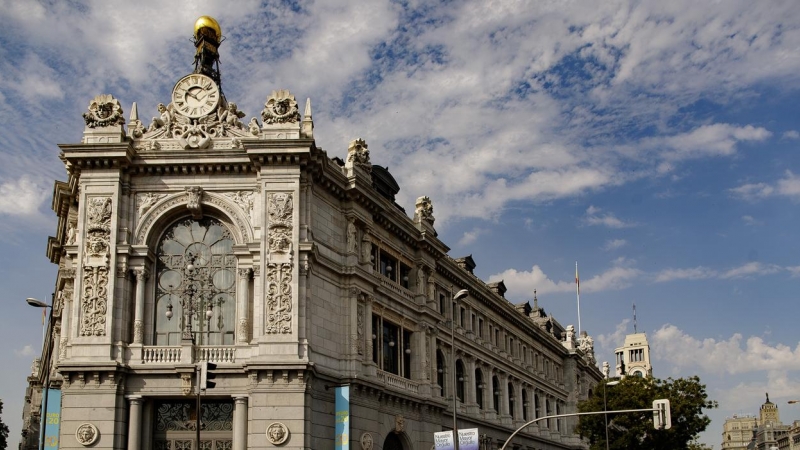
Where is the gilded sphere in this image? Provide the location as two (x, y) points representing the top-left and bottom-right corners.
(194, 16), (221, 39)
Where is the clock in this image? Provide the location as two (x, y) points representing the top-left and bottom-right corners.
(171, 74), (220, 118)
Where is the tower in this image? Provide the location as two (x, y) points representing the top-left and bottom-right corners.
(614, 333), (652, 377)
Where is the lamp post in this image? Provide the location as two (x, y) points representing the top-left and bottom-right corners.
(26, 296), (53, 450)
(452, 289), (469, 450)
(166, 252), (214, 344)
(788, 400), (800, 404)
(603, 380), (620, 450)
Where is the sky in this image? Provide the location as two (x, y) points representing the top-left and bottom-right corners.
(0, 0), (799, 447)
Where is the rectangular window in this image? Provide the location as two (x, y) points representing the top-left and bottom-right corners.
(460, 307), (466, 327)
(478, 318), (484, 338)
(471, 313), (476, 332)
(439, 293), (446, 316)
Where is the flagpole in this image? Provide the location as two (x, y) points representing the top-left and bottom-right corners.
(576, 261), (581, 336)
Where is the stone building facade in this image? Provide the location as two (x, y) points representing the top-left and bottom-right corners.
(22, 16), (602, 450)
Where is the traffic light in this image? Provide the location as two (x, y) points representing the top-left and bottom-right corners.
(653, 399), (671, 429)
(200, 361), (217, 390)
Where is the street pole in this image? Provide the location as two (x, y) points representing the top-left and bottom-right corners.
(499, 406), (662, 450)
(196, 365), (201, 450)
(603, 380), (619, 450)
(451, 289), (469, 450)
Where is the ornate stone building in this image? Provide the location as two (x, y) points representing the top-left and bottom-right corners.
(23, 16), (602, 450)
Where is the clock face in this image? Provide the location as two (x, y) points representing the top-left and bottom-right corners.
(171, 74), (220, 118)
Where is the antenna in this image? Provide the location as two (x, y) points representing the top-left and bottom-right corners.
(633, 303), (637, 333)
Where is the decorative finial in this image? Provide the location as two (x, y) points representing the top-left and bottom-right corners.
(192, 16), (223, 87)
(766, 392), (770, 403)
(533, 289), (538, 310)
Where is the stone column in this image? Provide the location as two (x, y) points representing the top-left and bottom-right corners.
(133, 268), (149, 344)
(499, 373), (510, 418)
(465, 357), (476, 405)
(233, 396), (248, 450)
(237, 268), (251, 344)
(127, 396), (143, 450)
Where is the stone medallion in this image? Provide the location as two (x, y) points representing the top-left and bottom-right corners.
(75, 423), (99, 446)
(266, 422), (289, 445)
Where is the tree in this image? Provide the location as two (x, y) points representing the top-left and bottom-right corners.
(575, 376), (717, 450)
(0, 398), (9, 450)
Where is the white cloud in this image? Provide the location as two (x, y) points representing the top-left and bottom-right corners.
(652, 324), (800, 375)
(720, 262), (781, 279)
(603, 239), (628, 251)
(584, 206), (636, 228)
(490, 262), (640, 297)
(654, 266), (717, 282)
(457, 228), (487, 246)
(652, 124), (771, 162)
(596, 319), (630, 355)
(14, 345), (35, 357)
(730, 171), (800, 202)
(0, 176), (48, 216)
(786, 266), (800, 278)
(782, 130), (799, 140)
(741, 215), (760, 226)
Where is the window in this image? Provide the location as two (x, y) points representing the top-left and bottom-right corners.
(475, 369), (484, 409)
(510, 338), (515, 356)
(439, 293), (446, 316)
(508, 383), (515, 419)
(155, 217), (236, 345)
(522, 389), (529, 421)
(478, 318), (484, 338)
(456, 360), (465, 402)
(372, 315), (413, 378)
(534, 394), (541, 421)
(492, 376), (500, 412)
(459, 307), (466, 327)
(436, 350), (445, 391)
(471, 313), (476, 333)
(374, 247), (411, 289)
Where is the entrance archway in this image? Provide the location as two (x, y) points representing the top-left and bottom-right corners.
(383, 432), (405, 450)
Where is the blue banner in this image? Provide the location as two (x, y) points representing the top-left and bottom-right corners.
(43, 388), (61, 450)
(335, 385), (350, 450)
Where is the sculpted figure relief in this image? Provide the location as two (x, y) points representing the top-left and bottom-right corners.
(219, 102), (246, 129)
(346, 219), (358, 254)
(414, 196), (435, 225)
(75, 423), (99, 446)
(148, 103), (173, 132)
(266, 422), (289, 445)
(83, 94), (125, 128)
(261, 89), (300, 124)
(346, 138), (372, 172)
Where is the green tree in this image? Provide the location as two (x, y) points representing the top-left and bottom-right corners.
(575, 376), (717, 450)
(0, 398), (9, 450)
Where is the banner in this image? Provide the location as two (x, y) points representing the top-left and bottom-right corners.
(433, 431), (454, 450)
(335, 385), (350, 450)
(457, 428), (479, 450)
(43, 388), (61, 450)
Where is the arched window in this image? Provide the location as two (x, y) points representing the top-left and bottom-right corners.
(534, 393), (541, 423)
(155, 217), (236, 345)
(475, 369), (484, 410)
(456, 359), (465, 402)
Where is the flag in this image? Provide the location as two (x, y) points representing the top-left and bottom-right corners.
(575, 263), (580, 295)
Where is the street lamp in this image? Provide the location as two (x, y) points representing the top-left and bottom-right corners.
(166, 252), (214, 344)
(788, 400), (800, 404)
(26, 296), (53, 450)
(452, 288), (469, 450)
(603, 380), (620, 450)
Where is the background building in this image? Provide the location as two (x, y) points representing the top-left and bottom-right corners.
(613, 332), (652, 378)
(20, 16), (603, 450)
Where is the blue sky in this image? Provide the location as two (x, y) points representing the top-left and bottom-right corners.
(1, 0), (799, 447)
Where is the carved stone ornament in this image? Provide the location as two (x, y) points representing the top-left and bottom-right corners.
(395, 414), (405, 433)
(181, 373), (193, 396)
(82, 197), (112, 337)
(346, 218), (358, 254)
(265, 263), (292, 334)
(356, 302), (364, 355)
(266, 422), (289, 445)
(360, 432), (374, 450)
(261, 89), (300, 124)
(237, 318), (249, 342)
(346, 138), (372, 173)
(223, 190), (256, 222)
(83, 94), (125, 128)
(267, 192), (293, 254)
(136, 192), (165, 217)
(414, 196), (435, 225)
(185, 187), (203, 219)
(75, 422), (99, 446)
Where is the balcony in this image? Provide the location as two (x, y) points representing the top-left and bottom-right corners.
(140, 345), (236, 364)
(377, 370), (419, 394)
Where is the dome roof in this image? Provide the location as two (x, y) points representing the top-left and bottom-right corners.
(194, 16), (221, 40)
